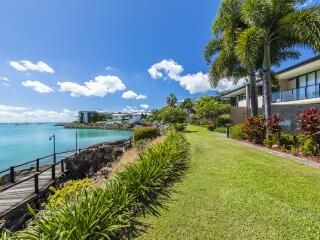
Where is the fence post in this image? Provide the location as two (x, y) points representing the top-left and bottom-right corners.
(10, 166), (15, 183)
(61, 160), (64, 173)
(34, 173), (39, 194)
(51, 164), (55, 180)
(36, 158), (40, 172)
(226, 124), (230, 138)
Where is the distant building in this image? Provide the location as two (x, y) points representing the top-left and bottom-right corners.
(112, 112), (142, 124)
(79, 111), (99, 123)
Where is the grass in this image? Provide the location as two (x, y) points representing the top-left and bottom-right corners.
(214, 126), (227, 134)
(136, 125), (320, 239)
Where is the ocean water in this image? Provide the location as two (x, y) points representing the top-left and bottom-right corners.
(0, 124), (132, 171)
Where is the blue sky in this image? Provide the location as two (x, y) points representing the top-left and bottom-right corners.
(0, 0), (318, 122)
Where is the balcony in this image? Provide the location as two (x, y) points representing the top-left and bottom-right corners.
(272, 84), (320, 103)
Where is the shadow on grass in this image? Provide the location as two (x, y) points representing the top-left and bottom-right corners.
(183, 130), (198, 133)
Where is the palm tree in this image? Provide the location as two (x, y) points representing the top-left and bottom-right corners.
(167, 93), (177, 108)
(205, 0), (259, 116)
(241, 0), (320, 117)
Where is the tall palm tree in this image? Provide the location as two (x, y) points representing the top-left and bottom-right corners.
(241, 0), (320, 117)
(167, 93), (177, 108)
(205, 0), (259, 116)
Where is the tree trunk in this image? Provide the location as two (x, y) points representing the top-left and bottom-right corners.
(263, 43), (272, 117)
(249, 69), (258, 116)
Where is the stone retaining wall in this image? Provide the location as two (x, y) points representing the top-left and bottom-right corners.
(65, 138), (132, 179)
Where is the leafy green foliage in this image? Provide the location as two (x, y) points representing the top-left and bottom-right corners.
(207, 125), (215, 131)
(243, 115), (266, 144)
(160, 107), (187, 130)
(230, 124), (245, 140)
(10, 132), (190, 239)
(175, 123), (187, 132)
(133, 126), (158, 142)
(216, 114), (232, 127)
(47, 179), (92, 208)
(300, 137), (319, 157)
(167, 93), (177, 108)
(194, 96), (230, 122)
(263, 135), (277, 148)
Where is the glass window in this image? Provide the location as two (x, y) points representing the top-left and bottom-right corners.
(317, 70), (320, 84)
(298, 75), (307, 87)
(307, 72), (316, 86)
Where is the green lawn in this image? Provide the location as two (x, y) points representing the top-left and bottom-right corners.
(136, 125), (320, 240)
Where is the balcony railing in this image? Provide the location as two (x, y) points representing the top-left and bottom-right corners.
(272, 84), (320, 103)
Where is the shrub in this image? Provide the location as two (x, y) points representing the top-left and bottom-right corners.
(263, 135), (277, 148)
(215, 127), (227, 134)
(216, 114), (232, 127)
(47, 178), (91, 207)
(12, 131), (190, 239)
(300, 137), (318, 157)
(279, 134), (295, 150)
(175, 123), (187, 132)
(266, 113), (281, 140)
(208, 125), (215, 131)
(243, 115), (266, 144)
(296, 107), (320, 143)
(230, 124), (245, 140)
(133, 126), (158, 142)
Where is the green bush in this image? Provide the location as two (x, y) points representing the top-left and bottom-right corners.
(47, 178), (91, 208)
(207, 125), (215, 131)
(175, 123), (187, 132)
(243, 115), (266, 144)
(279, 134), (295, 150)
(300, 138), (318, 157)
(230, 124), (245, 140)
(214, 127), (227, 134)
(11, 131), (190, 239)
(263, 135), (277, 148)
(133, 126), (158, 142)
(216, 114), (232, 127)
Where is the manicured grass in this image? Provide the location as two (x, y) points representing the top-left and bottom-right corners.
(214, 126), (227, 134)
(136, 125), (320, 239)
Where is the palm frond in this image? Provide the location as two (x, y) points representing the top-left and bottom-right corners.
(204, 38), (223, 64)
(280, 6), (320, 52)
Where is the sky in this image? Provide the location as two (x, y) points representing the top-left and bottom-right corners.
(0, 0), (318, 122)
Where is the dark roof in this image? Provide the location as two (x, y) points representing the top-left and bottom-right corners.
(276, 55), (320, 75)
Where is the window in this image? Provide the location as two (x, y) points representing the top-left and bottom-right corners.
(298, 75), (307, 87)
(307, 72), (316, 86)
(317, 70), (320, 84)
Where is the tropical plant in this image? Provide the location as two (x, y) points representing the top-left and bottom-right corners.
(180, 98), (194, 114)
(230, 124), (245, 140)
(8, 132), (190, 239)
(266, 113), (282, 141)
(243, 115), (266, 143)
(133, 126), (158, 142)
(296, 107), (320, 143)
(167, 93), (177, 108)
(300, 137), (318, 156)
(205, 0), (259, 116)
(240, 0), (320, 116)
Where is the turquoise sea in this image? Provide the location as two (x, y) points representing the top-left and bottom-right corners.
(0, 124), (132, 171)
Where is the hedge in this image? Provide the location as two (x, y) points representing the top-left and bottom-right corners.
(133, 126), (158, 142)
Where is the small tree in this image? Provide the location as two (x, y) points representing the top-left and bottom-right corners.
(167, 93), (177, 108)
(194, 96), (231, 123)
(160, 107), (187, 130)
(296, 107), (320, 143)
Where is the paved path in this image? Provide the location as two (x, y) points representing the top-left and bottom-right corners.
(0, 164), (63, 217)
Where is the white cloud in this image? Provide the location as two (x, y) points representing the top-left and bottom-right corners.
(140, 104), (149, 109)
(9, 60), (54, 73)
(0, 105), (77, 123)
(121, 90), (147, 100)
(148, 59), (244, 93)
(0, 76), (10, 82)
(58, 75), (126, 97)
(136, 94), (147, 100)
(105, 66), (116, 71)
(22, 80), (54, 93)
(123, 106), (147, 113)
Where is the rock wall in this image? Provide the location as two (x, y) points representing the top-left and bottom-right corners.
(65, 138), (132, 179)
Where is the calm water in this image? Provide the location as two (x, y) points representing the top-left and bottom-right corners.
(0, 124), (132, 170)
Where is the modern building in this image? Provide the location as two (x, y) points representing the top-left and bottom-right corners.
(112, 113), (142, 124)
(78, 111), (99, 123)
(222, 56), (320, 130)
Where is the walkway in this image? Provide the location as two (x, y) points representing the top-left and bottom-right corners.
(0, 164), (63, 217)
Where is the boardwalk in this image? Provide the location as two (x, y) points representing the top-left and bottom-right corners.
(0, 164), (63, 217)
